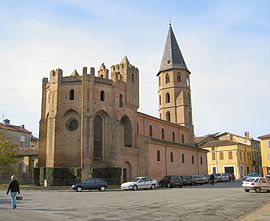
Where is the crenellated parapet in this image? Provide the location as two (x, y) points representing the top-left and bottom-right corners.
(44, 56), (139, 91)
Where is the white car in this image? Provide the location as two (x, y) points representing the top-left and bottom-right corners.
(121, 176), (157, 191)
(242, 177), (270, 193)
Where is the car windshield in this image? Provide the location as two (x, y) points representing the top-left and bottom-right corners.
(132, 177), (140, 182)
(245, 178), (256, 182)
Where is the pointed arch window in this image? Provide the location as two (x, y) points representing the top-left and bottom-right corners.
(159, 95), (161, 106)
(166, 93), (170, 103)
(119, 94), (123, 107)
(165, 73), (170, 83)
(132, 73), (134, 82)
(177, 73), (181, 82)
(166, 111), (170, 122)
(200, 156), (203, 165)
(182, 153), (185, 163)
(157, 150), (160, 161)
(159, 76), (161, 86)
(94, 115), (103, 161)
(170, 152), (174, 162)
(137, 123), (139, 134)
(161, 128), (165, 140)
(192, 155), (194, 164)
(70, 89), (74, 100)
(149, 125), (153, 137)
(100, 90), (105, 101)
(172, 131), (175, 142)
(121, 116), (132, 147)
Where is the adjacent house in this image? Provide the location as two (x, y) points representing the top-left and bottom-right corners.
(0, 119), (38, 183)
(196, 132), (261, 179)
(258, 133), (270, 176)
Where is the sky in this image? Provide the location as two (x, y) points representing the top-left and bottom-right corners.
(0, 0), (269, 139)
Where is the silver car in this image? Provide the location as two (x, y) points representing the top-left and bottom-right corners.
(220, 173), (230, 182)
(121, 176), (157, 191)
(242, 177), (270, 193)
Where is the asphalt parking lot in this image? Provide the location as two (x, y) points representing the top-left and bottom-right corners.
(1, 181), (270, 221)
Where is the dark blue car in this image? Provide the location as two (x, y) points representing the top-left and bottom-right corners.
(71, 178), (107, 192)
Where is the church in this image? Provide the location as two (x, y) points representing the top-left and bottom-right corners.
(38, 25), (208, 185)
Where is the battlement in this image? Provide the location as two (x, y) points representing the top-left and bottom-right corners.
(46, 56), (139, 85)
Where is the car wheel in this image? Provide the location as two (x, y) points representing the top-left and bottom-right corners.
(133, 185), (138, 191)
(99, 186), (106, 191)
(76, 186), (82, 192)
(151, 184), (156, 190)
(244, 189), (250, 192)
(167, 183), (171, 188)
(255, 188), (261, 193)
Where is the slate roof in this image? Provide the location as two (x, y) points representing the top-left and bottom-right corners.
(158, 24), (188, 75)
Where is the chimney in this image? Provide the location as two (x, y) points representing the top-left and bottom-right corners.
(244, 131), (250, 139)
(21, 125), (25, 129)
(3, 119), (10, 125)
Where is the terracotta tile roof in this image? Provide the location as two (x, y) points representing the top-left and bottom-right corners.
(258, 134), (270, 139)
(0, 123), (31, 134)
(194, 136), (209, 144)
(200, 140), (238, 147)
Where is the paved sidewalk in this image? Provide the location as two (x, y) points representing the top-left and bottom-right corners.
(239, 201), (270, 221)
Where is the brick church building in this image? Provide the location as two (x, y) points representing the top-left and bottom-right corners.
(38, 25), (207, 185)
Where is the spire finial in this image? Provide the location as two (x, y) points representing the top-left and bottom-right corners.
(169, 17), (172, 26)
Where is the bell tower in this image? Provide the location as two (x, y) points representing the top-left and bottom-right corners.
(157, 24), (194, 133)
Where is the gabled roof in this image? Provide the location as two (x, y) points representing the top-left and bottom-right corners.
(158, 24), (188, 75)
(258, 134), (270, 139)
(201, 140), (238, 148)
(0, 123), (31, 134)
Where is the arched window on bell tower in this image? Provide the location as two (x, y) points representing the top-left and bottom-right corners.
(166, 93), (170, 103)
(166, 111), (170, 122)
(177, 73), (181, 82)
(165, 73), (170, 83)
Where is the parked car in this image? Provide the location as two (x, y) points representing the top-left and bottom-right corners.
(192, 175), (205, 185)
(71, 178), (107, 192)
(220, 173), (230, 182)
(243, 173), (262, 180)
(181, 176), (196, 186)
(214, 173), (222, 182)
(159, 176), (183, 188)
(121, 176), (157, 191)
(200, 175), (209, 184)
(242, 177), (270, 193)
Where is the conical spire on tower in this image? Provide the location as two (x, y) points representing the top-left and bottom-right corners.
(158, 24), (187, 75)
